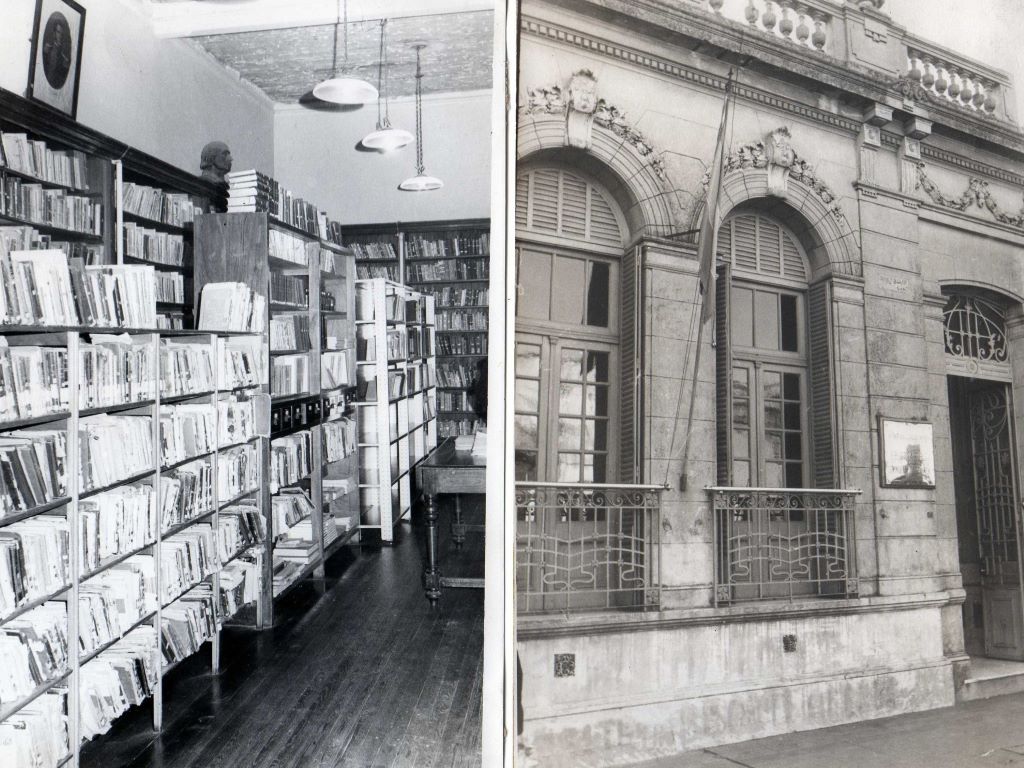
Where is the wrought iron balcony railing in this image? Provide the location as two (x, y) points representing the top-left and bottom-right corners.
(708, 487), (861, 605)
(515, 482), (664, 615)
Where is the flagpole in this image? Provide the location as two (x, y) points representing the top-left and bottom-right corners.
(678, 68), (734, 491)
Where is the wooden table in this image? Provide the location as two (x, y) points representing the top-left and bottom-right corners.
(416, 437), (486, 601)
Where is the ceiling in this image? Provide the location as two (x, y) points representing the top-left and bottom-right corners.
(145, 1), (494, 104)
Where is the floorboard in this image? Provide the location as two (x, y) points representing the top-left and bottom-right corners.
(80, 501), (484, 768)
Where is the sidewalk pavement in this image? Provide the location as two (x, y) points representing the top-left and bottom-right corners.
(631, 692), (1024, 768)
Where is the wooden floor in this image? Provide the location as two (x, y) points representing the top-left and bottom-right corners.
(81, 503), (484, 768)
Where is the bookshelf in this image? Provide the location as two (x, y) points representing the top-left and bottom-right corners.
(347, 219), (489, 440)
(193, 212), (358, 623)
(354, 278), (438, 544)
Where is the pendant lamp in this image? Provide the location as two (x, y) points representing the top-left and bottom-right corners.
(362, 19), (413, 152)
(313, 0), (378, 105)
(399, 43), (443, 191)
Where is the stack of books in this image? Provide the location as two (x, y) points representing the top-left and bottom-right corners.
(225, 169), (279, 218)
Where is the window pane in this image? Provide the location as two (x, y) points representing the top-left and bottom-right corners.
(784, 402), (801, 430)
(560, 383), (583, 415)
(765, 461), (784, 488)
(515, 379), (539, 412)
(785, 432), (802, 460)
(586, 262), (610, 327)
(785, 462), (803, 489)
(764, 401), (782, 429)
(765, 432), (783, 459)
(733, 366), (749, 399)
(734, 460), (750, 486)
(587, 351), (609, 383)
(755, 290), (779, 350)
(558, 453), (581, 481)
(559, 418), (582, 450)
(516, 343), (541, 377)
(515, 415), (538, 449)
(584, 419), (608, 451)
(591, 385), (608, 417)
(560, 349), (585, 382)
(733, 400), (749, 427)
(517, 250), (552, 320)
(780, 294), (799, 352)
(515, 450), (538, 481)
(551, 256), (586, 324)
(592, 454), (607, 483)
(763, 370), (781, 400)
(733, 428), (750, 459)
(731, 286), (754, 347)
(783, 372), (801, 401)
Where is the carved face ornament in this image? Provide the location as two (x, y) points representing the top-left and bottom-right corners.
(767, 128), (795, 169)
(568, 70), (598, 114)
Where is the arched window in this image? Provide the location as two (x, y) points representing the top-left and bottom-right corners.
(715, 212), (836, 488)
(514, 167), (627, 483)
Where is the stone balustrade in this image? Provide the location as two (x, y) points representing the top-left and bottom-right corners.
(905, 48), (1001, 115)
(693, 0), (835, 54)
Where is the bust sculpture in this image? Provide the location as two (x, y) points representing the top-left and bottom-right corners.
(200, 141), (233, 185)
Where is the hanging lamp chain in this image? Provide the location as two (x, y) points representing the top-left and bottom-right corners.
(376, 19), (390, 130)
(341, 0), (349, 72)
(329, 0), (340, 77)
(414, 46), (425, 175)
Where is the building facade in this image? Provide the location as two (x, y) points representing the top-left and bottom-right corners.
(513, 1), (1024, 765)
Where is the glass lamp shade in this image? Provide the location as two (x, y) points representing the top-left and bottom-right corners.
(362, 127), (414, 152)
(312, 76), (379, 105)
(399, 174), (444, 192)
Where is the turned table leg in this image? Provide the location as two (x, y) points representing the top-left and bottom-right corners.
(423, 492), (442, 601)
(452, 494), (465, 547)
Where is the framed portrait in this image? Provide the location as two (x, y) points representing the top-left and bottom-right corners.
(879, 417), (936, 489)
(27, 0), (86, 119)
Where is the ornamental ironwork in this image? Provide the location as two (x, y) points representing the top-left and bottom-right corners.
(515, 482), (663, 614)
(708, 487), (860, 604)
(943, 294), (1008, 365)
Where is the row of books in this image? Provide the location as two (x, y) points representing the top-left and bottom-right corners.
(217, 504), (263, 563)
(1, 225), (104, 265)
(220, 549), (261, 617)
(0, 248), (157, 328)
(0, 689), (69, 767)
(79, 560), (154, 657)
(407, 326), (433, 359)
(155, 270), (185, 304)
(0, 516), (69, 621)
(406, 233), (489, 258)
(161, 585), (216, 668)
(437, 334), (487, 355)
(356, 263), (401, 282)
(218, 397), (259, 446)
(218, 444), (259, 504)
(438, 418), (479, 437)
(270, 314), (310, 352)
(0, 601), (68, 705)
(438, 389), (474, 412)
(219, 337), (263, 390)
(161, 459), (212, 532)
(386, 328), (408, 361)
(350, 241), (397, 261)
(124, 222), (186, 267)
(160, 405), (215, 468)
(270, 431), (312, 493)
(121, 183), (195, 228)
(407, 258), (489, 282)
(321, 350), (352, 390)
(0, 179), (103, 236)
(161, 339), (214, 398)
(80, 415), (153, 492)
(272, 354), (310, 397)
(436, 308), (487, 331)
(421, 286), (488, 306)
(270, 273), (307, 307)
(323, 417), (356, 463)
(0, 430), (67, 520)
(0, 344), (68, 423)
(1, 133), (90, 191)
(198, 282), (266, 333)
(161, 525), (216, 604)
(79, 483), (155, 576)
(79, 625), (158, 739)
(271, 489), (315, 539)
(437, 361), (479, 389)
(267, 227), (309, 266)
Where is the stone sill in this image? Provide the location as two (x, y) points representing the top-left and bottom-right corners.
(517, 588), (965, 639)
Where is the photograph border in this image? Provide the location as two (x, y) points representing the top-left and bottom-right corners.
(27, 0), (87, 120)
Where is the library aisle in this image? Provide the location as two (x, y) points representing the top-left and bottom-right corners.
(80, 512), (484, 768)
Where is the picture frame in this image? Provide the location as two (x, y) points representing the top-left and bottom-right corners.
(879, 417), (936, 489)
(27, 0), (86, 119)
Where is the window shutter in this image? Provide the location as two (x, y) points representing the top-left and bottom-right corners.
(619, 245), (641, 482)
(715, 263), (732, 485)
(808, 279), (837, 487)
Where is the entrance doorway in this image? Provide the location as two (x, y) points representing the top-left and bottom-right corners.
(948, 376), (1024, 660)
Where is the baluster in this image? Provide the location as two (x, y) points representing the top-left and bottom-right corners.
(907, 54), (923, 83)
(795, 6), (810, 46)
(762, 0), (778, 32)
(960, 74), (975, 106)
(921, 56), (936, 90)
(810, 11), (827, 50)
(745, 0), (759, 26)
(947, 67), (961, 100)
(984, 81), (998, 114)
(709, 0), (725, 13)
(934, 65), (950, 97)
(779, 1), (794, 38)
(972, 78), (987, 109)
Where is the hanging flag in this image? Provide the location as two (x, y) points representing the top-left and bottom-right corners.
(697, 69), (735, 324)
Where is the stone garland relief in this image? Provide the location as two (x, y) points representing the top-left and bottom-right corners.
(915, 164), (1024, 228)
(700, 126), (849, 224)
(521, 69), (667, 180)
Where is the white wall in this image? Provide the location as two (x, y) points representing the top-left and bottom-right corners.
(273, 91), (492, 225)
(0, 0), (275, 175)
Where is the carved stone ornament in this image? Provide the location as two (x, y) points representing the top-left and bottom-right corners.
(857, 0), (885, 10)
(892, 73), (932, 104)
(521, 72), (667, 179)
(916, 164), (1024, 227)
(701, 127), (845, 219)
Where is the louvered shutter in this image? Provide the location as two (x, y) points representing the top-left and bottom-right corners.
(808, 279), (837, 487)
(715, 263), (732, 485)
(619, 245), (641, 482)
